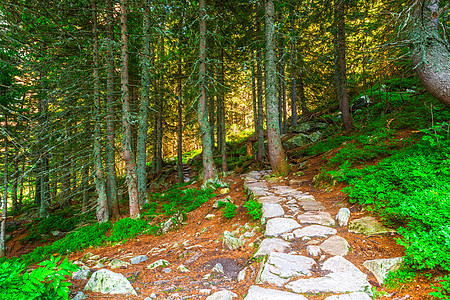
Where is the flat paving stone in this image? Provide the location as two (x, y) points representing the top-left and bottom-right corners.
(244, 182), (269, 189)
(244, 286), (308, 300)
(298, 211), (336, 226)
(254, 238), (291, 257)
(271, 185), (297, 195)
(322, 256), (361, 273)
(300, 201), (326, 211)
(320, 235), (350, 256)
(286, 271), (372, 295)
(258, 196), (284, 203)
(257, 252), (315, 286)
(247, 187), (273, 198)
(265, 218), (301, 237)
(262, 203), (284, 218)
(293, 225), (337, 239)
(324, 292), (372, 300)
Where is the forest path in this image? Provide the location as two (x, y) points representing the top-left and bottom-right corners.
(241, 170), (403, 300)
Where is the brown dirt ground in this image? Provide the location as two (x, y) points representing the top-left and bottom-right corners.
(5, 150), (441, 299)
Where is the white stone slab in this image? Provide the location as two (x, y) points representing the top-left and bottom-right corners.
(320, 235), (350, 256)
(254, 238), (291, 257)
(293, 225), (337, 239)
(244, 286), (308, 300)
(262, 203), (284, 218)
(322, 256), (361, 273)
(265, 218), (301, 237)
(298, 211), (336, 226)
(324, 292), (372, 300)
(363, 257), (404, 285)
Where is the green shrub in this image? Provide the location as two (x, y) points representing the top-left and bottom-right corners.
(244, 199), (262, 220)
(430, 275), (450, 299)
(108, 218), (149, 243)
(0, 256), (78, 300)
(223, 203), (237, 219)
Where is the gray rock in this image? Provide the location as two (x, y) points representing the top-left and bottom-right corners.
(289, 122), (327, 134)
(93, 262), (104, 269)
(109, 258), (130, 269)
(324, 292), (372, 300)
(336, 208), (351, 227)
(286, 271), (371, 295)
(84, 269), (137, 295)
(162, 268), (171, 273)
(223, 231), (245, 250)
(309, 131), (323, 143)
(256, 252), (315, 286)
(213, 196), (233, 208)
(205, 214), (216, 220)
(212, 263), (224, 274)
(81, 252), (94, 263)
(147, 259), (170, 269)
(298, 211), (335, 226)
(271, 185), (297, 195)
(363, 257), (404, 285)
(160, 211), (184, 234)
(130, 254), (148, 265)
(349, 216), (396, 235)
(265, 218), (301, 237)
(284, 133), (311, 150)
(177, 264), (190, 273)
(300, 201), (326, 211)
(254, 238), (291, 257)
(322, 256), (361, 273)
(307, 245), (321, 257)
(293, 225), (337, 239)
(244, 285), (308, 300)
(98, 257), (109, 264)
(72, 291), (86, 300)
(258, 196), (284, 203)
(206, 290), (237, 300)
(51, 230), (65, 237)
(262, 203), (284, 219)
(320, 235), (350, 256)
(237, 267), (247, 282)
(73, 266), (91, 280)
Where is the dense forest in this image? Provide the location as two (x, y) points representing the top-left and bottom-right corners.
(0, 0), (450, 299)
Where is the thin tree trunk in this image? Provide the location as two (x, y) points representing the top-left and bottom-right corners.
(256, 12), (265, 162)
(0, 135), (7, 257)
(106, 0), (119, 219)
(39, 76), (49, 219)
(265, 0), (290, 176)
(252, 52), (257, 133)
(334, 0), (352, 132)
(177, 59), (184, 183)
(137, 4), (151, 206)
(81, 163), (89, 214)
(156, 35), (164, 175)
(11, 151), (18, 213)
(198, 0), (217, 182)
(121, 0), (140, 219)
(218, 47), (227, 173)
(92, 1), (109, 223)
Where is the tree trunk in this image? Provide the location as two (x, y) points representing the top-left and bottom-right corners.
(265, 0), (290, 176)
(137, 4), (151, 206)
(334, 0), (352, 132)
(410, 0), (450, 108)
(256, 11), (265, 162)
(0, 139), (8, 257)
(252, 52), (257, 133)
(121, 0), (140, 219)
(81, 163), (89, 214)
(218, 48), (228, 173)
(198, 0), (217, 182)
(156, 35), (164, 175)
(39, 77), (49, 219)
(177, 59), (184, 183)
(106, 0), (119, 219)
(11, 151), (18, 213)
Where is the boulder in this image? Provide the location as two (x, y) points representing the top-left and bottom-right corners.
(336, 208), (351, 227)
(320, 235), (350, 256)
(283, 133), (311, 150)
(72, 291), (86, 300)
(349, 216), (396, 235)
(289, 122), (327, 134)
(84, 269), (137, 295)
(222, 231), (245, 250)
(72, 266), (91, 280)
(363, 257), (404, 285)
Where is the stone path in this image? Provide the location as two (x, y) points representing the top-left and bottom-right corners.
(242, 170), (400, 300)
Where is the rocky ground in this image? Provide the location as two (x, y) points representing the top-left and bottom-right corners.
(55, 165), (431, 300)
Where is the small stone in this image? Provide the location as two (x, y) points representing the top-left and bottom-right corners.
(98, 257), (109, 264)
(203, 273), (211, 280)
(177, 264), (190, 273)
(51, 230), (65, 237)
(237, 268), (247, 282)
(363, 257), (404, 285)
(223, 231), (245, 250)
(206, 290), (237, 300)
(147, 259), (170, 269)
(320, 235), (350, 256)
(90, 255), (100, 261)
(205, 214), (216, 220)
(213, 196), (233, 208)
(93, 262), (104, 269)
(130, 254), (148, 265)
(199, 289), (212, 295)
(81, 252), (94, 263)
(336, 208), (351, 227)
(73, 266), (91, 280)
(220, 187), (230, 194)
(280, 232), (295, 241)
(307, 245), (321, 257)
(109, 258), (130, 269)
(212, 263), (224, 274)
(72, 291), (86, 300)
(162, 267), (171, 273)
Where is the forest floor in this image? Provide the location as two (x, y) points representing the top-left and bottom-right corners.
(6, 152), (439, 299)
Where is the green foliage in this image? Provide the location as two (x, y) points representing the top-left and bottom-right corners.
(384, 267), (416, 288)
(0, 256), (78, 300)
(244, 199), (262, 220)
(222, 202), (237, 219)
(335, 125), (450, 272)
(23, 222), (111, 264)
(108, 218), (149, 243)
(430, 275), (450, 299)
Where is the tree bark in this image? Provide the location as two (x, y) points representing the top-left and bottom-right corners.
(177, 58), (184, 183)
(137, 4), (151, 206)
(0, 138), (7, 257)
(155, 35), (164, 175)
(218, 47), (228, 173)
(256, 11), (265, 162)
(121, 0), (140, 219)
(410, 0), (450, 108)
(265, 0), (290, 176)
(198, 0), (217, 182)
(106, 0), (119, 219)
(334, 0), (352, 132)
(92, 1), (109, 223)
